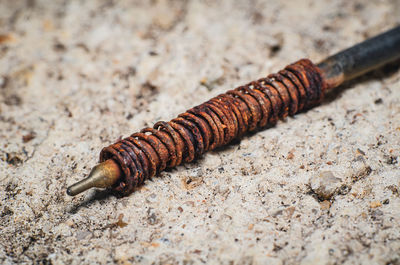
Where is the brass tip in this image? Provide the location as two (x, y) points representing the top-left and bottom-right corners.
(67, 159), (121, 196)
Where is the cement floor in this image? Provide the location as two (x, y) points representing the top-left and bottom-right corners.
(1, 1), (399, 264)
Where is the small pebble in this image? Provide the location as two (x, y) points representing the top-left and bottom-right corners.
(310, 171), (342, 200)
(320, 200), (331, 210)
(370, 201), (382, 208)
(146, 193), (157, 203)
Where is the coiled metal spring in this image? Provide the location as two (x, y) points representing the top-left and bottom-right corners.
(100, 59), (327, 195)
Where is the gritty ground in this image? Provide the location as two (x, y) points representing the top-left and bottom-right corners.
(1, 1), (400, 264)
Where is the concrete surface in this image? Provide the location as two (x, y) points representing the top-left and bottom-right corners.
(1, 0), (399, 264)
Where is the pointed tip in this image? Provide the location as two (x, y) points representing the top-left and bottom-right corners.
(66, 187), (73, 196)
(66, 159), (121, 196)
(66, 177), (93, 196)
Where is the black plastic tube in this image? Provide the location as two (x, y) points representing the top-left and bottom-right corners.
(318, 26), (400, 89)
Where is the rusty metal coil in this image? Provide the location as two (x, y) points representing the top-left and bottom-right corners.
(100, 59), (327, 195)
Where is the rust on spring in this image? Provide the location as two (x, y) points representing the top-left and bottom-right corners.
(100, 59), (328, 195)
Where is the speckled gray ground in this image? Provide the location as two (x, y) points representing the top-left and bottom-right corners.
(1, 1), (400, 264)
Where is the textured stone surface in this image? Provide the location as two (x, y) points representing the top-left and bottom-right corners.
(0, 1), (399, 264)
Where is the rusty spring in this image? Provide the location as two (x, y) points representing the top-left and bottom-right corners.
(100, 59), (327, 195)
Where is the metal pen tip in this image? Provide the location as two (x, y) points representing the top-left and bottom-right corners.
(66, 187), (74, 196)
(67, 159), (121, 196)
